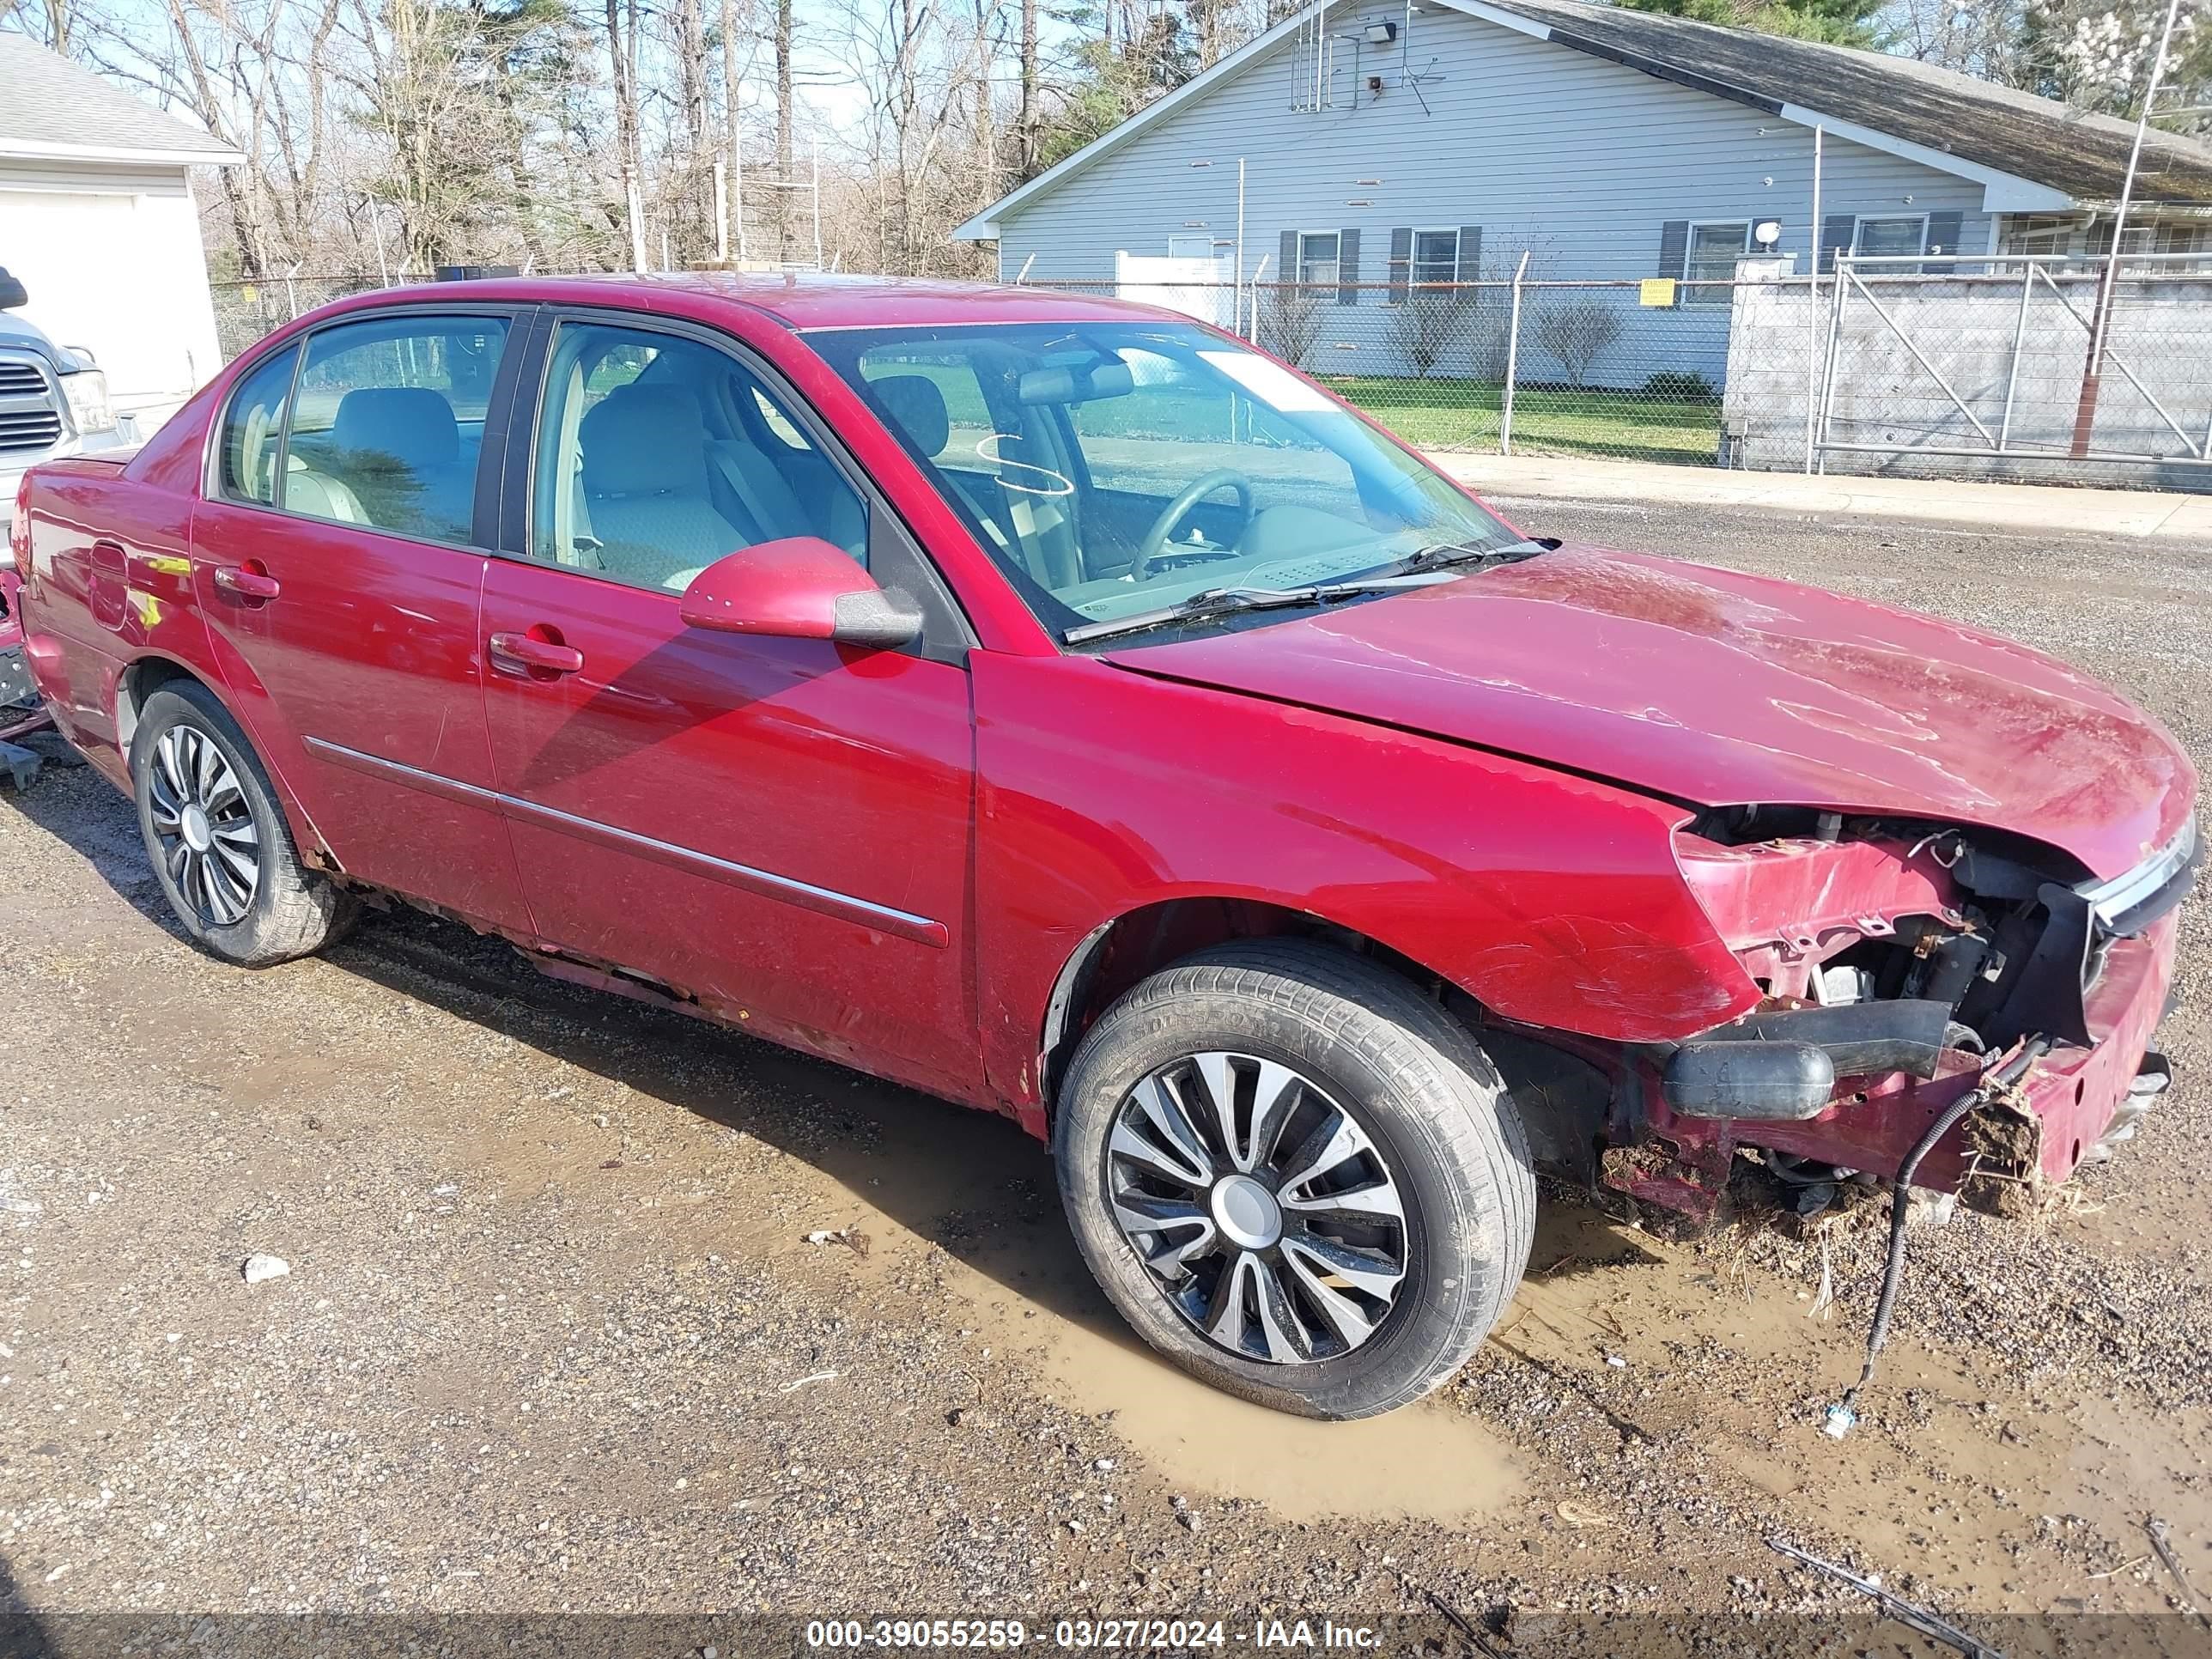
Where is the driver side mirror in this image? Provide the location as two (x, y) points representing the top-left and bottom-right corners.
(678, 536), (922, 650)
(0, 268), (27, 312)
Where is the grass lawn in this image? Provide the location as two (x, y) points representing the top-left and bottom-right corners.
(1318, 374), (1723, 465)
(859, 356), (1723, 469)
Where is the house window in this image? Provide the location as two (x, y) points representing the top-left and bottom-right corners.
(1298, 231), (1340, 288)
(2001, 215), (2074, 259)
(1853, 215), (1928, 262)
(2087, 222), (2156, 259)
(1682, 222), (1749, 306)
(2159, 224), (2212, 271)
(2088, 221), (2207, 271)
(1167, 234), (1215, 259)
(1412, 228), (1459, 287)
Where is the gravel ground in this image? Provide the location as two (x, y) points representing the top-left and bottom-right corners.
(3, 500), (2210, 1656)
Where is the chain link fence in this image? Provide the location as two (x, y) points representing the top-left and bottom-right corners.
(209, 255), (2212, 492)
(1023, 273), (1737, 468)
(210, 275), (409, 362)
(1030, 256), (2212, 490)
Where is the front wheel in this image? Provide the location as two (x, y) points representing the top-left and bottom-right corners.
(1054, 941), (1535, 1419)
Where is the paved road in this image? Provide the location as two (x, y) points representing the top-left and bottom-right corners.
(3, 501), (2209, 1653)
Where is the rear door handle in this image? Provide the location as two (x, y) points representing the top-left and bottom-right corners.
(489, 629), (586, 677)
(211, 562), (281, 602)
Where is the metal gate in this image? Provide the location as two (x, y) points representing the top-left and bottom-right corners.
(1811, 251), (2212, 481)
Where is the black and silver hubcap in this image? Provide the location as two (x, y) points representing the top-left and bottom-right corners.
(1106, 1052), (1408, 1365)
(148, 725), (259, 927)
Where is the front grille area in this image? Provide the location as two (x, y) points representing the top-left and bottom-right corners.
(0, 354), (63, 453)
(0, 408), (63, 452)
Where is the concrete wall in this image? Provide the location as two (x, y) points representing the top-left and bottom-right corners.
(1723, 260), (2212, 489)
(994, 6), (1992, 388)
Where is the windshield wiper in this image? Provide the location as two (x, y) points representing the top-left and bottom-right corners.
(1389, 536), (1559, 575)
(1063, 577), (1425, 645)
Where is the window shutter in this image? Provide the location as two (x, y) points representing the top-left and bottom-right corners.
(1657, 220), (1688, 309)
(1456, 225), (1483, 284)
(1338, 227), (1360, 305)
(1924, 210), (1964, 270)
(1388, 227), (1413, 302)
(1820, 214), (1855, 275)
(1278, 229), (1298, 286)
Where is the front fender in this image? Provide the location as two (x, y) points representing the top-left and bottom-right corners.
(973, 653), (1759, 1113)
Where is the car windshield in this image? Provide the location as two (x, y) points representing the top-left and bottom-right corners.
(805, 321), (1522, 641)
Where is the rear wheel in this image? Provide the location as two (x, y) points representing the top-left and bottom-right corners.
(1054, 940), (1534, 1419)
(130, 681), (355, 965)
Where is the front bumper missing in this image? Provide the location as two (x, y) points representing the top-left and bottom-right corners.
(1615, 908), (2184, 1218)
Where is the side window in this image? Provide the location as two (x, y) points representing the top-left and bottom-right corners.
(528, 320), (867, 594)
(286, 314), (511, 544)
(217, 346), (301, 506)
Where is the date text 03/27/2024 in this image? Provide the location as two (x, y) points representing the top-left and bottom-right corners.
(803, 1619), (1383, 1650)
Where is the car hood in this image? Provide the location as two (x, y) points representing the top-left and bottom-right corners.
(1102, 545), (2195, 880)
(0, 313), (75, 372)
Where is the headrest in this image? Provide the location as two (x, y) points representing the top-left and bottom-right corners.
(331, 386), (459, 470)
(580, 384), (710, 496)
(872, 374), (950, 459)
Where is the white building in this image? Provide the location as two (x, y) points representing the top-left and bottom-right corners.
(0, 30), (241, 435)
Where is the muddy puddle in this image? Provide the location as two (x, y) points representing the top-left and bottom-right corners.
(957, 1244), (1522, 1524)
(696, 1076), (1523, 1525)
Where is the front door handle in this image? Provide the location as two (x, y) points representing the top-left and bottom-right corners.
(212, 562), (281, 602)
(489, 629), (586, 678)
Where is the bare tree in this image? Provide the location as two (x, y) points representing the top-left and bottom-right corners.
(1256, 283), (1322, 368)
(34, 0), (1290, 328)
(774, 0), (793, 259)
(672, 0), (709, 255)
(1534, 298), (1625, 387)
(1389, 288), (1476, 379)
(720, 0), (749, 258)
(1017, 0), (1039, 178)
(602, 0), (642, 264)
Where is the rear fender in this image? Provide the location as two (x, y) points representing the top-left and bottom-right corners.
(112, 647), (332, 867)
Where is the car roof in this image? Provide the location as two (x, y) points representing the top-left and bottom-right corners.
(310, 271), (1178, 332)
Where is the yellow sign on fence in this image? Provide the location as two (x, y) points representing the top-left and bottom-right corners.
(1639, 278), (1677, 307)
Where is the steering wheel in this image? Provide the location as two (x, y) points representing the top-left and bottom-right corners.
(1132, 470), (1255, 577)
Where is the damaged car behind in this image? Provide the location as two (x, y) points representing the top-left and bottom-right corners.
(8, 276), (2196, 1420)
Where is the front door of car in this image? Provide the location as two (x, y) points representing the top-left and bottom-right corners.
(191, 307), (536, 933)
(478, 314), (981, 1097)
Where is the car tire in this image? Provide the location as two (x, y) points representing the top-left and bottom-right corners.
(130, 681), (356, 966)
(1054, 939), (1535, 1419)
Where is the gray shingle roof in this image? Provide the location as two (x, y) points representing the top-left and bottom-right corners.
(1485, 0), (2212, 205)
(0, 30), (242, 164)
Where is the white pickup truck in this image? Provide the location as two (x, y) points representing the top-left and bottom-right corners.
(2, 263), (123, 727)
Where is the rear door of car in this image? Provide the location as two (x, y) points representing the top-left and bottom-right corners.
(476, 307), (983, 1099)
(191, 302), (541, 934)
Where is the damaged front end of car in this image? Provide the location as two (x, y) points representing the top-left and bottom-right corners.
(1528, 807), (2197, 1222)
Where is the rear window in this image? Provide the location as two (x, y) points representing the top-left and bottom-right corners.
(216, 345), (301, 507)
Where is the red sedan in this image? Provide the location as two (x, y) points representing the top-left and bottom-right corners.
(7, 276), (2195, 1419)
